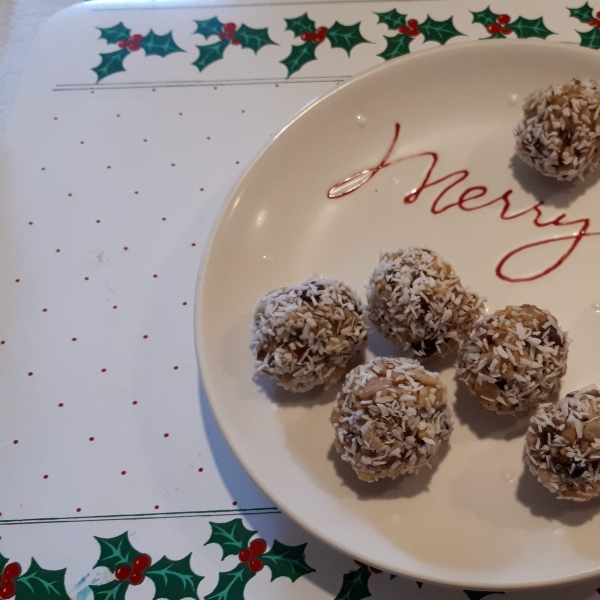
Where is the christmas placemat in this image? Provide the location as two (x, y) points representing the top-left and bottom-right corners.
(3, 0), (600, 598)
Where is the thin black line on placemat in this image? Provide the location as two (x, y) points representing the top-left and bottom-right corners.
(0, 506), (280, 526)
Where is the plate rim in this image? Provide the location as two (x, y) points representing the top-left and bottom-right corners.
(194, 39), (600, 591)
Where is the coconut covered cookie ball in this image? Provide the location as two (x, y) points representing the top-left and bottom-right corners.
(367, 247), (485, 358)
(331, 357), (452, 482)
(251, 278), (368, 393)
(457, 304), (569, 416)
(515, 77), (600, 181)
(525, 385), (600, 501)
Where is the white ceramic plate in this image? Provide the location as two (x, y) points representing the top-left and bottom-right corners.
(196, 41), (600, 590)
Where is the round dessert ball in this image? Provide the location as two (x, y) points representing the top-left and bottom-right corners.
(251, 278), (368, 393)
(330, 357), (452, 482)
(515, 77), (600, 181)
(525, 385), (600, 501)
(367, 247), (485, 358)
(457, 304), (569, 416)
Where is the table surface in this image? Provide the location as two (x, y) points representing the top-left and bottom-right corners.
(3, 1), (600, 599)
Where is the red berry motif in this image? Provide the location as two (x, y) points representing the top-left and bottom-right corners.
(596, 11), (600, 18)
(117, 40), (127, 48)
(487, 23), (501, 34)
(300, 32), (311, 41)
(2, 564), (20, 582)
(0, 581), (15, 600)
(248, 558), (264, 573)
(131, 34), (142, 43)
(114, 565), (131, 581)
(238, 548), (251, 563)
(398, 25), (408, 34)
(129, 570), (145, 586)
(317, 26), (328, 36)
(231, 38), (240, 45)
(590, 18), (600, 27)
(407, 28), (419, 37)
(407, 18), (418, 28)
(132, 554), (151, 572)
(249, 538), (267, 557)
(500, 27), (512, 35)
(497, 14), (510, 25)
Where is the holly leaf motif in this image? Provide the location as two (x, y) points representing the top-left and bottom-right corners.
(0, 550), (9, 574)
(326, 22), (369, 55)
(205, 519), (257, 559)
(205, 564), (255, 600)
(261, 540), (315, 582)
(236, 25), (276, 53)
(145, 554), (203, 600)
(486, 31), (508, 39)
(471, 7), (501, 26)
(579, 27), (600, 48)
(280, 41), (317, 77)
(98, 23), (131, 45)
(93, 532), (141, 571)
(92, 49), (129, 82)
(89, 580), (129, 600)
(509, 17), (554, 39)
(375, 9), (407, 31)
(334, 565), (372, 600)
(192, 39), (229, 72)
(194, 17), (224, 39)
(378, 34), (413, 61)
(140, 30), (184, 57)
(419, 16), (464, 45)
(285, 13), (316, 37)
(14, 559), (69, 600)
(463, 592), (505, 600)
(569, 3), (595, 23)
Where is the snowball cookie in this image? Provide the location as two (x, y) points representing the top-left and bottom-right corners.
(251, 278), (368, 393)
(457, 304), (569, 416)
(525, 385), (600, 501)
(331, 357), (452, 482)
(367, 247), (485, 358)
(515, 77), (600, 181)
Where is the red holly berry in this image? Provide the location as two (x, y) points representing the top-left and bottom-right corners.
(317, 26), (328, 36)
(500, 27), (512, 35)
(117, 40), (128, 48)
(2, 564), (20, 582)
(238, 548), (251, 563)
(231, 37), (241, 45)
(398, 25), (409, 34)
(0, 581), (16, 600)
(487, 23), (501, 34)
(132, 554), (151, 572)
(219, 32), (227, 39)
(114, 565), (131, 581)
(131, 34), (143, 43)
(596, 11), (600, 18)
(248, 558), (264, 573)
(497, 14), (510, 25)
(224, 22), (236, 33)
(129, 570), (145, 586)
(128, 42), (141, 51)
(590, 18), (600, 27)
(407, 18), (418, 28)
(314, 32), (326, 43)
(300, 32), (312, 41)
(407, 28), (419, 37)
(249, 538), (267, 557)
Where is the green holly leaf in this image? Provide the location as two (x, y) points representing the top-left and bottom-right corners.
(419, 16), (464, 45)
(509, 16), (554, 39)
(98, 23), (131, 45)
(486, 31), (508, 39)
(280, 41), (317, 77)
(471, 7), (500, 26)
(140, 30), (184, 57)
(145, 554), (203, 600)
(192, 39), (229, 72)
(205, 564), (255, 600)
(93, 532), (141, 571)
(334, 565), (372, 600)
(92, 48), (129, 82)
(205, 519), (257, 559)
(236, 25), (276, 53)
(194, 17), (225, 39)
(569, 3), (595, 23)
(261, 540), (315, 582)
(326, 22), (369, 55)
(90, 580), (129, 600)
(0, 550), (9, 574)
(374, 9), (407, 30)
(579, 27), (600, 48)
(378, 34), (413, 61)
(14, 559), (69, 600)
(463, 592), (505, 600)
(285, 13), (316, 37)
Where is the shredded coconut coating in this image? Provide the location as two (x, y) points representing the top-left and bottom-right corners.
(525, 385), (600, 501)
(457, 304), (569, 416)
(515, 77), (600, 181)
(251, 278), (368, 393)
(331, 357), (452, 482)
(366, 247), (485, 358)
